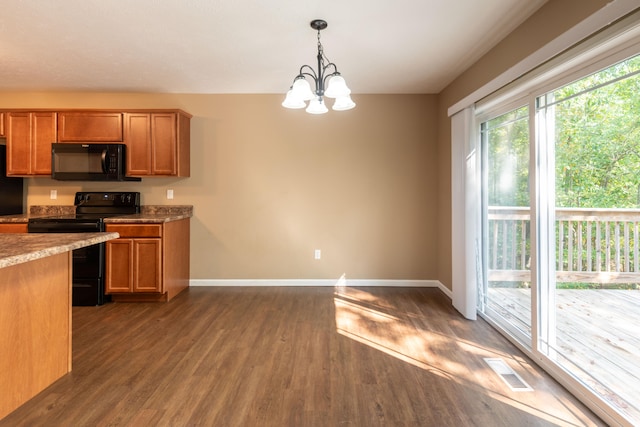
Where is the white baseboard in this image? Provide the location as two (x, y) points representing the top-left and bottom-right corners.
(189, 278), (451, 299)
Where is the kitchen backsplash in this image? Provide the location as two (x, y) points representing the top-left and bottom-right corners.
(30, 205), (75, 215)
(141, 205), (193, 216)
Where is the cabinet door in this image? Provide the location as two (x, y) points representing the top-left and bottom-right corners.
(57, 112), (123, 142)
(5, 112), (56, 176)
(0, 112), (5, 137)
(124, 113), (152, 175)
(124, 112), (180, 176)
(6, 113), (31, 175)
(31, 112), (57, 175)
(133, 239), (162, 292)
(105, 239), (134, 293)
(151, 113), (177, 175)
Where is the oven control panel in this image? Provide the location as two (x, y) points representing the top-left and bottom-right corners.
(75, 192), (141, 207)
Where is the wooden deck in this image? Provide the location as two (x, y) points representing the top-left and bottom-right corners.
(488, 207), (640, 284)
(488, 288), (640, 422)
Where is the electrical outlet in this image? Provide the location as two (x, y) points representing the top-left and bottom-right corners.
(167, 189), (174, 200)
(50, 190), (57, 200)
(314, 249), (321, 260)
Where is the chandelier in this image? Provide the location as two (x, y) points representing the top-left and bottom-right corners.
(282, 19), (356, 114)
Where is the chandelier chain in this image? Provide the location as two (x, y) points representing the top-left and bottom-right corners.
(316, 28), (333, 68)
(317, 30), (325, 65)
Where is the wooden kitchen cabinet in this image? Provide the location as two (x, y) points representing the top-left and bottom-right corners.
(6, 112), (57, 176)
(105, 224), (162, 293)
(0, 223), (28, 233)
(105, 219), (189, 302)
(104, 239), (132, 292)
(2, 108), (190, 178)
(57, 111), (123, 142)
(106, 237), (162, 293)
(124, 111), (190, 177)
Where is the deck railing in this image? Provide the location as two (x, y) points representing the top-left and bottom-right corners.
(488, 207), (640, 283)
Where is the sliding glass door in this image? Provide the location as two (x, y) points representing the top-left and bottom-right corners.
(479, 52), (640, 424)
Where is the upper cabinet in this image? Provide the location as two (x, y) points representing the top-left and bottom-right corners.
(124, 111), (190, 177)
(6, 112), (57, 176)
(57, 112), (123, 142)
(1, 109), (190, 177)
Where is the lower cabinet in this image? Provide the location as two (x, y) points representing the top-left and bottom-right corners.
(105, 236), (162, 293)
(105, 219), (189, 302)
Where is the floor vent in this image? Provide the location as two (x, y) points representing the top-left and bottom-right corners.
(484, 358), (533, 392)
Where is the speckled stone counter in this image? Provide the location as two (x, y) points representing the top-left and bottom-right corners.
(105, 205), (193, 223)
(30, 205), (76, 216)
(0, 206), (75, 223)
(0, 213), (45, 223)
(0, 232), (119, 269)
(0, 205), (193, 224)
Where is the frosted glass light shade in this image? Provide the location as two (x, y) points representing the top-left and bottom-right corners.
(306, 98), (328, 114)
(332, 95), (356, 111)
(324, 75), (351, 98)
(282, 90), (306, 109)
(291, 77), (315, 101)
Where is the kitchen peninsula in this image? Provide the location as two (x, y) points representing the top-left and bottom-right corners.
(0, 232), (119, 419)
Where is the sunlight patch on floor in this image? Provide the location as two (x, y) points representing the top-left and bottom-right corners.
(332, 280), (593, 426)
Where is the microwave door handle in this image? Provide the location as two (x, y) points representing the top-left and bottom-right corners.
(101, 150), (108, 173)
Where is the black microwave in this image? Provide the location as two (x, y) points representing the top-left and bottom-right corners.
(51, 143), (141, 181)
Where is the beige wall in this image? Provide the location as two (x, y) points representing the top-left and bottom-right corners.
(0, 93), (438, 280)
(2, 0), (615, 285)
(435, 0), (612, 290)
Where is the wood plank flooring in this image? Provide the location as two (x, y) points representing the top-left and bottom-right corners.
(0, 287), (605, 426)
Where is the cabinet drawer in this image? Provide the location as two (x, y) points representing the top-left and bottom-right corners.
(106, 223), (162, 238)
(0, 223), (28, 233)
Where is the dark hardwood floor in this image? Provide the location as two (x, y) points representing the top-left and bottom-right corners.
(1, 286), (604, 426)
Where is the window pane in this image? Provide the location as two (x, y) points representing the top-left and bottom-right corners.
(481, 105), (531, 343)
(539, 53), (640, 423)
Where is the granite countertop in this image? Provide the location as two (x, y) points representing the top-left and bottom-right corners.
(0, 213), (54, 223)
(105, 205), (193, 223)
(0, 205), (193, 224)
(0, 232), (120, 269)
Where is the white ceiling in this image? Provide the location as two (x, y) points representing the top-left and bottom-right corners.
(0, 0), (547, 95)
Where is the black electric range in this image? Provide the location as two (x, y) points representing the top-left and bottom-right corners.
(28, 191), (140, 306)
